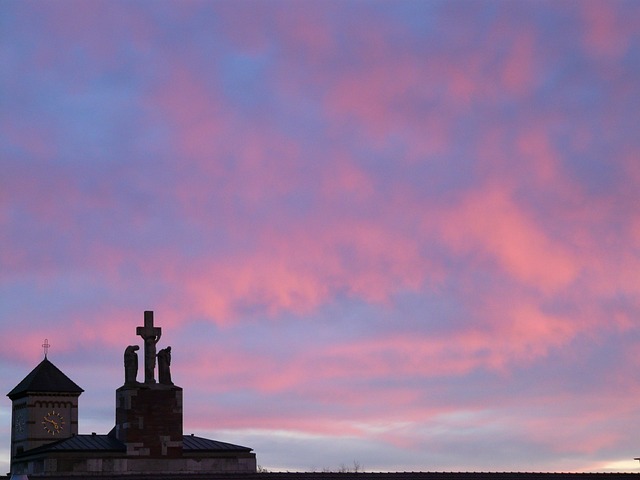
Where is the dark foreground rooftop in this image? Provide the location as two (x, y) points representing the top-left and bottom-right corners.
(10, 471), (640, 480)
(14, 433), (252, 459)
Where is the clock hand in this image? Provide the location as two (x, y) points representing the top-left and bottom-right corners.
(44, 418), (59, 428)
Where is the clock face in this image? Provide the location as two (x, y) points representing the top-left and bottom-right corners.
(42, 411), (65, 435)
(14, 411), (26, 434)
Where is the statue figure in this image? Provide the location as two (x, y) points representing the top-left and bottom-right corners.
(124, 345), (140, 384)
(157, 346), (173, 385)
(136, 311), (162, 383)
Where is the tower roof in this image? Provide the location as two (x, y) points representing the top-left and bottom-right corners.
(7, 357), (84, 399)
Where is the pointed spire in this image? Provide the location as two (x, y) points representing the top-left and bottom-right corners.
(7, 357), (84, 399)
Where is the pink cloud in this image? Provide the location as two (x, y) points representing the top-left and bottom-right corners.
(500, 29), (537, 96)
(319, 157), (375, 202)
(164, 212), (436, 324)
(580, 1), (639, 60)
(438, 183), (578, 292)
(324, 54), (431, 142)
(146, 64), (228, 161)
(515, 127), (565, 186)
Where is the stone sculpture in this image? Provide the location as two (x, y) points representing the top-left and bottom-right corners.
(124, 345), (140, 384)
(158, 346), (172, 385)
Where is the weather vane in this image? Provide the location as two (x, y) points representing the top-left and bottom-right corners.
(42, 338), (50, 358)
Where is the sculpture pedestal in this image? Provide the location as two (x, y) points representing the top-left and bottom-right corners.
(115, 383), (183, 458)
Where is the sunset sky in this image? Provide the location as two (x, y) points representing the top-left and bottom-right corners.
(2, 0), (640, 473)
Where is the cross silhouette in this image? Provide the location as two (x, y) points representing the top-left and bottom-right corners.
(42, 338), (50, 358)
(136, 311), (162, 383)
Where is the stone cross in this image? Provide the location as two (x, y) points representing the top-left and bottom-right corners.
(136, 311), (162, 383)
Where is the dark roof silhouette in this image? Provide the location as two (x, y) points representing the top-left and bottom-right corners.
(15, 433), (126, 457)
(7, 357), (84, 399)
(15, 433), (252, 458)
(183, 434), (253, 452)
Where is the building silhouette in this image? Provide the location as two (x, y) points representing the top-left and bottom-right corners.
(7, 311), (256, 477)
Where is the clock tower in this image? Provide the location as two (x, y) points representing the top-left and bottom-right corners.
(7, 354), (83, 468)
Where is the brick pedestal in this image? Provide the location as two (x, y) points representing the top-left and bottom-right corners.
(115, 383), (183, 458)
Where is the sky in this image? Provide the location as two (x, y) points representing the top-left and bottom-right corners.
(2, 0), (640, 474)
